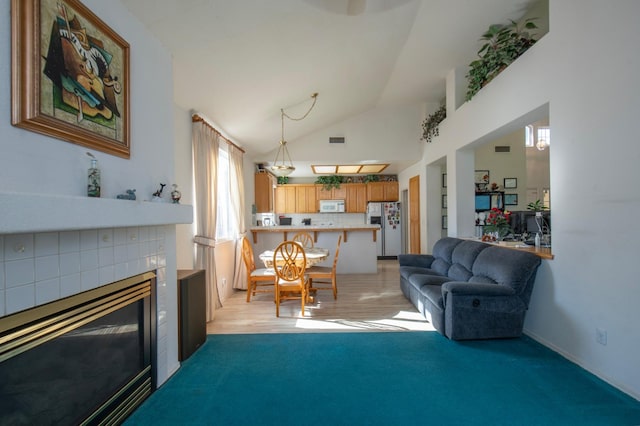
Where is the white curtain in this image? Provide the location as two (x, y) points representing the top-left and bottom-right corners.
(192, 120), (220, 321)
(229, 144), (248, 290)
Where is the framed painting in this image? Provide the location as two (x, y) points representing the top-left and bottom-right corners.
(504, 178), (518, 189)
(475, 170), (489, 192)
(11, 0), (130, 158)
(505, 193), (519, 206)
(475, 170), (490, 184)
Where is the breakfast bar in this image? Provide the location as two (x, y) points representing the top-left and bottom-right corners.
(248, 225), (380, 274)
(249, 224), (379, 244)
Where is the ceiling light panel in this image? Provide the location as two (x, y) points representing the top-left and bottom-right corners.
(311, 165), (337, 174)
(336, 165), (362, 174)
(359, 164), (389, 173)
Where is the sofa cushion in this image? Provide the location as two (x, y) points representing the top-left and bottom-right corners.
(470, 246), (541, 304)
(399, 266), (438, 282)
(429, 237), (464, 276)
(419, 284), (446, 310)
(408, 273), (452, 290)
(447, 240), (489, 281)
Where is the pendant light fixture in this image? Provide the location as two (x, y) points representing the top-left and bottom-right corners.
(271, 93), (318, 176)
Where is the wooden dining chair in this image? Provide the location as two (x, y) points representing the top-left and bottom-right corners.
(241, 236), (275, 302)
(292, 231), (314, 248)
(273, 241), (309, 317)
(307, 235), (342, 300)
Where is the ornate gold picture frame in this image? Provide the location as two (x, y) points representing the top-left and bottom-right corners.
(11, 0), (130, 158)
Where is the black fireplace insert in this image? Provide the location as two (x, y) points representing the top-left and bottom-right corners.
(0, 271), (157, 425)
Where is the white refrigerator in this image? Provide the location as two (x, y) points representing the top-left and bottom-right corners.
(366, 202), (402, 259)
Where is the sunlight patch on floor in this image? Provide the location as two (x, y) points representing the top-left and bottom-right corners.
(294, 310), (435, 332)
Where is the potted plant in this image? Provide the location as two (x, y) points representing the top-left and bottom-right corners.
(526, 199), (548, 212)
(466, 18), (538, 101)
(420, 105), (446, 143)
(363, 174), (380, 183)
(315, 175), (343, 191)
(277, 176), (289, 184)
(484, 207), (512, 239)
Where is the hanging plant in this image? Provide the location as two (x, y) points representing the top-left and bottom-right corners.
(421, 105), (447, 143)
(465, 18), (538, 101)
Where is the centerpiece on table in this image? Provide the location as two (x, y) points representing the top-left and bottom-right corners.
(482, 208), (512, 241)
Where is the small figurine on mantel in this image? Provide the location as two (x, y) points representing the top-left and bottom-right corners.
(116, 189), (136, 200)
(152, 183), (166, 202)
(170, 184), (182, 204)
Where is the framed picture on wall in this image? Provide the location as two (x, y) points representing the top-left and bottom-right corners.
(11, 0), (131, 158)
(442, 215), (448, 230)
(504, 178), (518, 189)
(505, 193), (518, 206)
(442, 194), (447, 209)
(442, 173), (447, 188)
(475, 170), (490, 184)
(475, 170), (490, 192)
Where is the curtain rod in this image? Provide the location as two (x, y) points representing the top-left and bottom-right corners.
(192, 114), (245, 153)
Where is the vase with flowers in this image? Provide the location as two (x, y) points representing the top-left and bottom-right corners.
(483, 208), (512, 240)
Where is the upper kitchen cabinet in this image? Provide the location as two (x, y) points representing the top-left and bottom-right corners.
(346, 183), (367, 213)
(275, 185), (296, 213)
(316, 185), (347, 201)
(367, 181), (399, 202)
(255, 172), (276, 212)
(295, 185), (317, 213)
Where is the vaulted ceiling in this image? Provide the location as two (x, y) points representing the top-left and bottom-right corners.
(121, 0), (537, 175)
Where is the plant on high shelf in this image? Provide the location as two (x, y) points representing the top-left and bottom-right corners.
(315, 175), (343, 191)
(363, 174), (380, 183)
(465, 18), (538, 101)
(277, 176), (289, 184)
(484, 207), (512, 239)
(420, 105), (447, 143)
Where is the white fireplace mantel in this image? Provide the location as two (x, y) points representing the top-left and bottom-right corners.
(0, 191), (193, 234)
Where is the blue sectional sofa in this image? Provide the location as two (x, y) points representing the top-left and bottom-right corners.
(398, 237), (542, 340)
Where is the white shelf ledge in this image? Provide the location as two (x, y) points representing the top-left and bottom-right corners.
(0, 192), (193, 234)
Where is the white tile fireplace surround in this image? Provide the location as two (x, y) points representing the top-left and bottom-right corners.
(0, 191), (193, 385)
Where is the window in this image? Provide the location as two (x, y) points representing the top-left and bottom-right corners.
(215, 145), (238, 240)
(537, 126), (550, 150)
(525, 124), (534, 147)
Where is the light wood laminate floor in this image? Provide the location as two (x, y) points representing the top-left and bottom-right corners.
(206, 259), (435, 334)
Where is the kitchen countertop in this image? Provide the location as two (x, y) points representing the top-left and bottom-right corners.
(249, 224), (379, 243)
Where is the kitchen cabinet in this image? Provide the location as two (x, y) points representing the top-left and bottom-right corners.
(254, 172), (276, 212)
(296, 185), (317, 213)
(275, 185), (296, 213)
(346, 183), (367, 213)
(316, 185), (346, 201)
(367, 181), (399, 202)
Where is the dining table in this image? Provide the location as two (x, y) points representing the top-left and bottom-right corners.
(258, 246), (330, 270)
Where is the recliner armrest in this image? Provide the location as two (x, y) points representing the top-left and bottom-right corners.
(398, 254), (434, 268)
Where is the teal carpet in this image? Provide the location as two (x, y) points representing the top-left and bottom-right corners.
(125, 332), (640, 425)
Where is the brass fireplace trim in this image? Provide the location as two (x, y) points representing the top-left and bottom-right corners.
(0, 271), (156, 362)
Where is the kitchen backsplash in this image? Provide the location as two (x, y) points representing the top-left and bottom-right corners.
(256, 213), (366, 227)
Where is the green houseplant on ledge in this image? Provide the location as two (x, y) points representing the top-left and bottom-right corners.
(315, 175), (343, 191)
(421, 105), (446, 143)
(465, 18), (538, 101)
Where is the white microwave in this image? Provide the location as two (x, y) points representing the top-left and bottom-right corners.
(319, 199), (345, 213)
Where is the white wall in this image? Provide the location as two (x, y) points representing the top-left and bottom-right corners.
(0, 0), (181, 386)
(404, 0), (640, 400)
